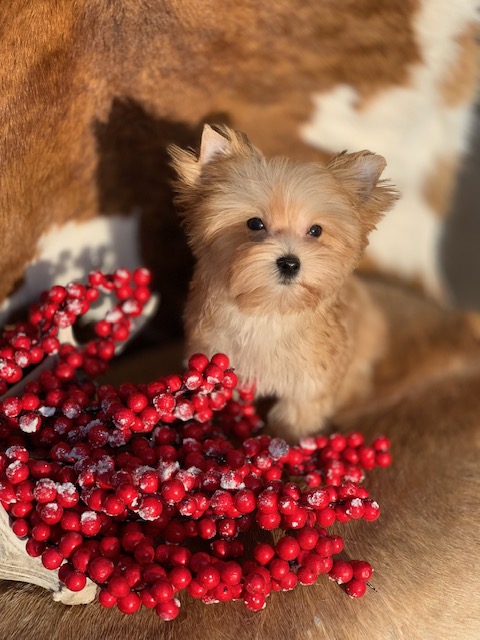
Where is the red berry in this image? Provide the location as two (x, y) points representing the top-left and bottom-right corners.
(275, 536), (300, 561)
(350, 560), (373, 582)
(11, 519), (29, 537)
(244, 572), (266, 594)
(376, 451), (392, 467)
(137, 496), (163, 520)
(117, 592), (141, 614)
(253, 543), (275, 566)
(42, 547), (64, 570)
(297, 566), (318, 585)
(329, 560), (354, 585)
(155, 598), (180, 621)
(188, 353), (210, 372)
(362, 500), (381, 521)
(80, 511), (102, 536)
(151, 580), (174, 604)
(169, 566), (192, 589)
(108, 576), (130, 598)
(127, 392), (148, 413)
(161, 479), (185, 504)
(204, 364), (224, 384)
(211, 353), (229, 370)
(295, 527), (319, 550)
(64, 570), (87, 592)
(99, 589), (117, 608)
(88, 557), (114, 583)
(220, 561), (242, 585)
(256, 511), (281, 530)
(344, 578), (367, 598)
(196, 565), (220, 589)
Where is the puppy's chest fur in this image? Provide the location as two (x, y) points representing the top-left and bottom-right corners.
(185, 281), (357, 400)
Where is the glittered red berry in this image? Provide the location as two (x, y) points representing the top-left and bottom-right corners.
(329, 560), (354, 585)
(362, 500), (381, 521)
(257, 488), (279, 514)
(6, 461), (29, 484)
(80, 511), (102, 537)
(344, 578), (367, 598)
(137, 496), (163, 520)
(155, 598), (180, 621)
(38, 502), (63, 525)
(243, 591), (266, 611)
(345, 497), (365, 519)
(350, 560), (373, 582)
(297, 566), (318, 585)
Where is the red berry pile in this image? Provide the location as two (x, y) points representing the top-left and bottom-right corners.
(0, 268), (392, 620)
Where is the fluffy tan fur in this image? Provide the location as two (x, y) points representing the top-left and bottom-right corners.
(170, 125), (398, 439)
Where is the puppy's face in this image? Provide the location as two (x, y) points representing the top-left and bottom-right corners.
(170, 125), (398, 315)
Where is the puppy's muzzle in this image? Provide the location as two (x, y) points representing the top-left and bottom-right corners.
(276, 254), (301, 280)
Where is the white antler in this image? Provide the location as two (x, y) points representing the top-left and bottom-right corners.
(0, 504), (97, 604)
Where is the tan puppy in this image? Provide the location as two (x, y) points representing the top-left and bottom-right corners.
(169, 125), (398, 439)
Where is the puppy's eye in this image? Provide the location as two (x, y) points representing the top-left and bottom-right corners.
(307, 224), (323, 238)
(247, 217), (265, 231)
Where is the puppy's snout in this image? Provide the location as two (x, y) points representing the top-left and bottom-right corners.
(276, 254), (301, 279)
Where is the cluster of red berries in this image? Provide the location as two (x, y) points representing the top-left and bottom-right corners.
(0, 268), (391, 620)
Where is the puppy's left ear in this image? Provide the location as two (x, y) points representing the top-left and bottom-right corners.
(327, 151), (399, 232)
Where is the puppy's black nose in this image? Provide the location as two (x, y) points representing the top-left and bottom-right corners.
(276, 255), (301, 279)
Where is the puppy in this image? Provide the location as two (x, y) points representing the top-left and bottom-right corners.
(169, 125), (398, 439)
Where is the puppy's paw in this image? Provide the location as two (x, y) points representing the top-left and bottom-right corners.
(267, 397), (330, 442)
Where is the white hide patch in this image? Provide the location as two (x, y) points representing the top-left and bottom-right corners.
(0, 212), (143, 324)
(301, 0), (479, 295)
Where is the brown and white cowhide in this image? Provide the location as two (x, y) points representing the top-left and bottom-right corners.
(1, 4), (479, 637)
(0, 1), (478, 336)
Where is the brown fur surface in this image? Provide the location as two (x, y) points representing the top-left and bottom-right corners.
(1, 280), (479, 639)
(170, 125), (397, 438)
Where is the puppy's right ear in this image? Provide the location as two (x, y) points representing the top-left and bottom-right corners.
(169, 124), (259, 187)
(168, 125), (234, 187)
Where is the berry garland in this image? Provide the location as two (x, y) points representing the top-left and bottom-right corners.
(0, 268), (391, 620)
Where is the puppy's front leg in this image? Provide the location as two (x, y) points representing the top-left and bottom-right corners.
(267, 395), (334, 441)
